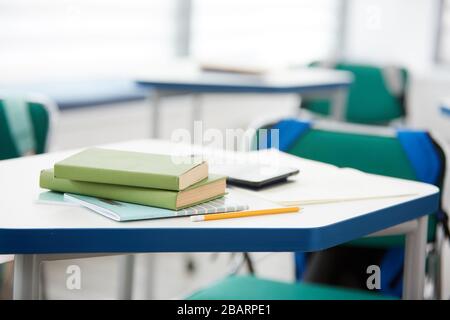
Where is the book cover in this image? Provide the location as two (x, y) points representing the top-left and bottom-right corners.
(64, 193), (248, 222)
(54, 148), (208, 190)
(40, 168), (226, 210)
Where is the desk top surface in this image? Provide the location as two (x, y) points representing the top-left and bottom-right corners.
(0, 140), (439, 254)
(136, 68), (352, 92)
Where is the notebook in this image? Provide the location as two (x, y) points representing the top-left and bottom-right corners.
(54, 148), (208, 190)
(63, 193), (249, 222)
(37, 190), (79, 206)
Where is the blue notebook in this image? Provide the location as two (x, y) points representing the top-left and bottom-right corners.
(37, 191), (78, 206)
(63, 193), (248, 222)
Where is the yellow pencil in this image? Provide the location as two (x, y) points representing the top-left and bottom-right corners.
(190, 206), (300, 222)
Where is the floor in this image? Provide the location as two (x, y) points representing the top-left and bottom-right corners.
(40, 253), (294, 300)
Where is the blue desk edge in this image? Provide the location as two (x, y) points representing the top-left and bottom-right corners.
(0, 191), (439, 254)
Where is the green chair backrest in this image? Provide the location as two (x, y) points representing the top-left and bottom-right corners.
(288, 129), (416, 180)
(303, 62), (408, 125)
(263, 125), (441, 247)
(0, 100), (50, 160)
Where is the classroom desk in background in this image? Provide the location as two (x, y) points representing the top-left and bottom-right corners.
(136, 68), (353, 137)
(0, 139), (438, 300)
(0, 68), (352, 137)
(0, 80), (148, 110)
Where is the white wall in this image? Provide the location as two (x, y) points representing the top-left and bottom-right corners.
(343, 0), (450, 140)
(344, 0), (439, 71)
(51, 94), (299, 150)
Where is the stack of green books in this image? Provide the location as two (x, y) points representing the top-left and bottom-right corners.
(39, 148), (227, 210)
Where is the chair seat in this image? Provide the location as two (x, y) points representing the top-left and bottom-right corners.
(188, 276), (396, 300)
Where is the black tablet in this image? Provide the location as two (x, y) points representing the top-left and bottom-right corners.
(220, 165), (299, 189)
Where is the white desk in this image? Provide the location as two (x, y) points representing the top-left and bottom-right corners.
(136, 68), (353, 137)
(0, 139), (439, 300)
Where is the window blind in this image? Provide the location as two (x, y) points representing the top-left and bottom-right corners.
(190, 0), (341, 68)
(0, 0), (177, 81)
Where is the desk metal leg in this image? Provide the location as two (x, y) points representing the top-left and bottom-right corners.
(117, 255), (134, 300)
(296, 93), (307, 118)
(151, 90), (161, 138)
(13, 254), (41, 300)
(403, 215), (428, 300)
(330, 88), (348, 121)
(191, 94), (202, 135)
(13, 253), (135, 300)
(144, 254), (156, 300)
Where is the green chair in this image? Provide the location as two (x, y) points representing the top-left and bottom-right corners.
(276, 119), (445, 296)
(302, 62), (408, 125)
(0, 95), (55, 298)
(187, 119), (446, 300)
(189, 275), (396, 300)
(0, 96), (55, 159)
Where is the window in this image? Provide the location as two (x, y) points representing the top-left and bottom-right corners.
(190, 0), (342, 68)
(0, 0), (177, 81)
(0, 0), (343, 82)
(438, 0), (450, 64)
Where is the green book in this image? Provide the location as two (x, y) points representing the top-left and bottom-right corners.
(40, 169), (226, 210)
(54, 148), (208, 190)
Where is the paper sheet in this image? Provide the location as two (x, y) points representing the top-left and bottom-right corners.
(210, 149), (420, 206)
